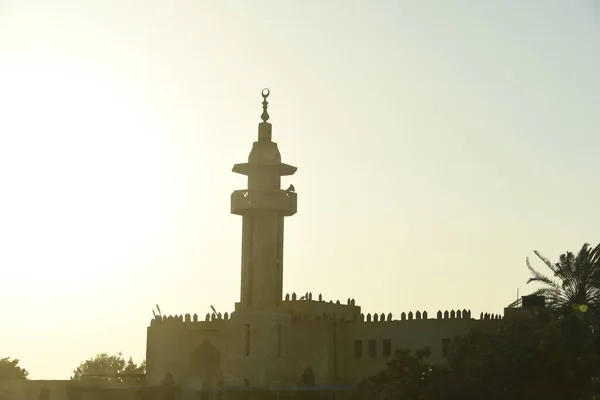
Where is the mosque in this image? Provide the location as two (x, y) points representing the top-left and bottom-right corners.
(144, 89), (506, 394)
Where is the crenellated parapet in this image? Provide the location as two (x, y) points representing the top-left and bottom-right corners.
(149, 311), (235, 328)
(353, 309), (502, 323)
(282, 292), (356, 306)
(274, 292), (361, 322)
(479, 312), (503, 320)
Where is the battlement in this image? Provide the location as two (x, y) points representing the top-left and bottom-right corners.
(357, 309), (502, 322)
(149, 311), (235, 328)
(149, 307), (502, 327)
(287, 308), (503, 323)
(279, 292), (361, 322)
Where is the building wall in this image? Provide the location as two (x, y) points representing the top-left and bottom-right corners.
(0, 380), (69, 400)
(146, 307), (504, 391)
(334, 315), (501, 384)
(146, 316), (229, 389)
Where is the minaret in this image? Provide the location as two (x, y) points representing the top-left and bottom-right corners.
(231, 89), (297, 312)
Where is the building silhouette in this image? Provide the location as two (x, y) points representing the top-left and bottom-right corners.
(144, 89), (504, 394)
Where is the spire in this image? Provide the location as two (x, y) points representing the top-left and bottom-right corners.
(258, 88), (272, 141)
(261, 88), (270, 122)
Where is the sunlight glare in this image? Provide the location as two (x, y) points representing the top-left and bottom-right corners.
(0, 56), (173, 304)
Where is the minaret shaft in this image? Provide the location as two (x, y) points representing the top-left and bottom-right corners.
(231, 89), (297, 312)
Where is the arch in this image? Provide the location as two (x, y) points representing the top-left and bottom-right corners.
(189, 341), (221, 384)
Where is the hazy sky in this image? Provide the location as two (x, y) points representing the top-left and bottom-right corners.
(1, 0), (599, 379)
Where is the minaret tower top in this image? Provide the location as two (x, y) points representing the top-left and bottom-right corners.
(231, 89), (297, 311)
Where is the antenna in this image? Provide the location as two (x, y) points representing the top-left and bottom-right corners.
(152, 310), (156, 318)
(210, 305), (217, 318)
(517, 288), (519, 302)
(156, 304), (162, 317)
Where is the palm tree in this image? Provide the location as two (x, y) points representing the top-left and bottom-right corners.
(526, 242), (600, 324)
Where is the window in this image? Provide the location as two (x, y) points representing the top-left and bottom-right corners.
(244, 324), (251, 356)
(277, 216), (284, 259)
(246, 216), (255, 248)
(247, 262), (253, 306)
(277, 324), (282, 357)
(276, 263), (282, 303)
(354, 340), (363, 359)
(368, 340), (376, 358)
(442, 338), (451, 357)
(382, 339), (392, 357)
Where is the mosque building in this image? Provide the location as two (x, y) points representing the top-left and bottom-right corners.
(144, 89), (505, 394)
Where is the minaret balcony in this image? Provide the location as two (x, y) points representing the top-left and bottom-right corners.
(231, 189), (297, 216)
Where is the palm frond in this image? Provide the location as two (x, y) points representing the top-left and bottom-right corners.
(533, 250), (559, 275)
(525, 243), (600, 326)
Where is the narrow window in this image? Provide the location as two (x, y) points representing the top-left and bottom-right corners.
(276, 263), (282, 303)
(244, 324), (251, 356)
(368, 340), (376, 358)
(243, 216), (255, 261)
(354, 340), (363, 359)
(277, 215), (284, 259)
(247, 262), (253, 306)
(382, 339), (391, 357)
(442, 338), (451, 357)
(247, 216), (255, 248)
(277, 324), (282, 357)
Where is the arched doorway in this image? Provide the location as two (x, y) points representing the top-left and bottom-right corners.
(189, 341), (221, 386)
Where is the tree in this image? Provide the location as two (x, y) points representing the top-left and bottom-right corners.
(0, 357), (28, 380)
(446, 315), (599, 399)
(526, 243), (600, 353)
(362, 315), (600, 400)
(358, 347), (439, 400)
(71, 352), (145, 383)
(525, 243), (600, 322)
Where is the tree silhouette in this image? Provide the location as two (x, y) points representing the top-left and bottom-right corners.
(361, 315), (600, 399)
(526, 243), (600, 320)
(71, 352), (145, 383)
(525, 242), (600, 351)
(0, 357), (28, 380)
